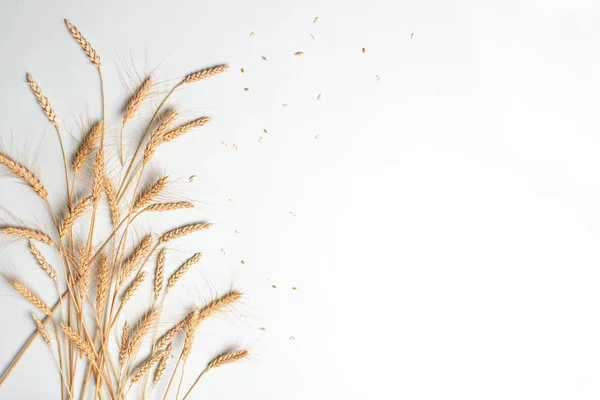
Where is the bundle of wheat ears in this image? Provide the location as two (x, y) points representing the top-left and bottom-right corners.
(0, 19), (248, 399)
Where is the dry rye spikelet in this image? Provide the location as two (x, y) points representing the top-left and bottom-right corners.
(64, 19), (101, 68)
(122, 272), (146, 307)
(61, 322), (96, 363)
(132, 176), (168, 212)
(72, 121), (103, 173)
(32, 313), (51, 347)
(167, 252), (202, 290)
(119, 234), (153, 286)
(158, 222), (212, 244)
(28, 241), (57, 284)
(0, 226), (55, 248)
(104, 176), (120, 226)
(58, 196), (91, 237)
(155, 248), (166, 297)
(5, 278), (52, 316)
(0, 153), (48, 199)
(182, 64), (229, 84)
(26, 73), (59, 131)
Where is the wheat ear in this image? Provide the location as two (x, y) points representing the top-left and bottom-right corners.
(32, 313), (51, 347)
(0, 226), (55, 248)
(58, 196), (91, 237)
(153, 343), (172, 385)
(91, 148), (104, 206)
(60, 322), (96, 364)
(0, 154), (48, 199)
(120, 322), (131, 365)
(77, 245), (91, 298)
(158, 222), (212, 244)
(26, 73), (59, 131)
(28, 241), (57, 284)
(119, 234), (153, 286)
(154, 248), (165, 298)
(182, 65), (229, 84)
(96, 254), (109, 316)
(121, 76), (153, 165)
(104, 176), (120, 226)
(155, 310), (197, 349)
(72, 121), (103, 173)
(167, 252), (202, 290)
(127, 307), (160, 359)
(145, 202), (194, 212)
(130, 347), (165, 383)
(132, 176), (168, 212)
(64, 19), (101, 68)
(122, 272), (146, 307)
(5, 278), (52, 316)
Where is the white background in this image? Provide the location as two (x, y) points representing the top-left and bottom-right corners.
(1, 0), (600, 399)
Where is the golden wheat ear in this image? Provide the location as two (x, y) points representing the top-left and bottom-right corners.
(63, 19), (101, 68)
(0, 153), (48, 200)
(121, 76), (153, 166)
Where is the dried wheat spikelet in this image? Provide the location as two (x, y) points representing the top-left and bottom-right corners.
(182, 309), (201, 360)
(196, 290), (242, 324)
(61, 322), (96, 363)
(104, 175), (120, 226)
(72, 121), (103, 173)
(167, 252), (202, 290)
(119, 234), (153, 285)
(123, 76), (152, 125)
(153, 343), (172, 384)
(154, 248), (166, 297)
(0, 226), (55, 248)
(207, 349), (248, 369)
(155, 309), (197, 349)
(28, 241), (57, 284)
(120, 322), (131, 365)
(26, 73), (59, 131)
(145, 202), (194, 212)
(5, 278), (52, 316)
(158, 222), (212, 244)
(127, 307), (160, 357)
(182, 64), (229, 84)
(91, 148), (104, 205)
(0, 154), (48, 199)
(31, 313), (51, 347)
(64, 19), (101, 68)
(130, 347), (166, 383)
(132, 176), (168, 212)
(58, 196), (91, 237)
(122, 271), (146, 307)
(77, 245), (91, 297)
(96, 254), (109, 315)
(144, 116), (211, 163)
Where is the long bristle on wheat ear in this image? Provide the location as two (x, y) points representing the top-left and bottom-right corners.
(207, 349), (248, 369)
(72, 121), (103, 173)
(28, 241), (57, 284)
(132, 176), (168, 212)
(158, 222), (212, 244)
(0, 153), (48, 199)
(58, 196), (91, 237)
(5, 278), (53, 316)
(0, 226), (55, 248)
(64, 19), (101, 68)
(60, 322), (96, 364)
(182, 64), (229, 84)
(26, 73), (59, 131)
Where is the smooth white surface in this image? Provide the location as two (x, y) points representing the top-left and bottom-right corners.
(1, 0), (600, 399)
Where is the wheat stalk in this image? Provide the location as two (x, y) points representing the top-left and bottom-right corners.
(167, 252), (202, 290)
(0, 154), (48, 199)
(72, 121), (103, 173)
(26, 73), (59, 131)
(28, 241), (57, 284)
(158, 222), (212, 244)
(64, 19), (101, 68)
(182, 65), (229, 84)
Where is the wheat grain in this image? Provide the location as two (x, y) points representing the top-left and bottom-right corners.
(26, 73), (59, 131)
(64, 19), (101, 68)
(132, 176), (168, 212)
(158, 222), (212, 244)
(0, 226), (55, 248)
(5, 278), (52, 316)
(32, 313), (51, 347)
(154, 248), (165, 298)
(28, 241), (57, 284)
(119, 234), (153, 286)
(167, 252), (202, 290)
(72, 121), (103, 173)
(145, 202), (194, 212)
(0, 153), (48, 199)
(294, 51), (305, 56)
(182, 65), (229, 85)
(58, 196), (91, 237)
(61, 322), (96, 363)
